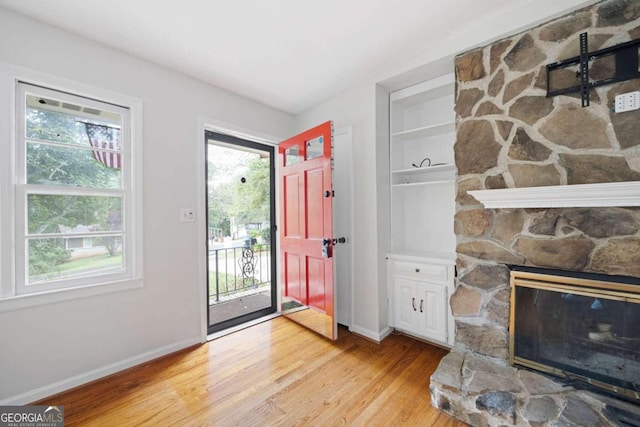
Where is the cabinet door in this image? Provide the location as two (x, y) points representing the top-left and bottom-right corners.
(416, 282), (447, 343)
(394, 277), (418, 332)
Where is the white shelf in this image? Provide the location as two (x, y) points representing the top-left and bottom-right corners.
(392, 122), (454, 141)
(392, 179), (454, 188)
(392, 163), (456, 176)
(390, 74), (455, 107)
(387, 251), (456, 264)
(389, 73), (456, 256)
(469, 181), (640, 208)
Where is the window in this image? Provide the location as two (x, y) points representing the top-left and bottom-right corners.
(1, 81), (141, 301)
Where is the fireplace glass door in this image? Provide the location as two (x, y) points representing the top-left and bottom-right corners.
(510, 268), (640, 401)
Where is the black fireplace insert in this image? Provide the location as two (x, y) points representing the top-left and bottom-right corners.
(509, 266), (640, 401)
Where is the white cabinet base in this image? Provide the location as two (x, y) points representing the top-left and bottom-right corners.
(394, 277), (447, 343)
(388, 254), (455, 347)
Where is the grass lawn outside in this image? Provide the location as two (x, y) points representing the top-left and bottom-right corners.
(31, 253), (122, 283)
(58, 253), (122, 272)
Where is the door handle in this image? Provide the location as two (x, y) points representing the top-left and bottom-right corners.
(412, 297), (416, 311)
(420, 299), (424, 313)
(322, 238), (332, 258)
(332, 237), (346, 245)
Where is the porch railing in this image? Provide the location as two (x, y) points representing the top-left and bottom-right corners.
(209, 243), (271, 303)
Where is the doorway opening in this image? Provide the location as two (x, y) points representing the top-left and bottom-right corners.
(205, 131), (276, 334)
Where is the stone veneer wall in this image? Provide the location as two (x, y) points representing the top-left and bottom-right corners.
(430, 1), (640, 425)
(451, 0), (640, 360)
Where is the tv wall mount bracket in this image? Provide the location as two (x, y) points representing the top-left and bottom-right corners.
(546, 32), (640, 107)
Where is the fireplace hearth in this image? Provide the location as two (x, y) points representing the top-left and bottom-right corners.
(430, 347), (640, 426)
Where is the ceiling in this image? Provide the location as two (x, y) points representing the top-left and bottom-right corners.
(0, 0), (530, 114)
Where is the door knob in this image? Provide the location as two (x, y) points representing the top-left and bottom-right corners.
(332, 237), (346, 245)
(321, 238), (332, 258)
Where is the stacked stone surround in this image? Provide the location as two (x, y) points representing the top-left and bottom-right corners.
(431, 348), (640, 426)
(430, 0), (640, 425)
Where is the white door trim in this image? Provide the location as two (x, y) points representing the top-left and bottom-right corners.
(334, 125), (354, 329)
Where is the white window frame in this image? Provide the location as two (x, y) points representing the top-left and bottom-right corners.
(16, 83), (134, 294)
(0, 64), (143, 312)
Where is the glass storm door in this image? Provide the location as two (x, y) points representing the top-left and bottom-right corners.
(278, 121), (336, 340)
(205, 131), (276, 334)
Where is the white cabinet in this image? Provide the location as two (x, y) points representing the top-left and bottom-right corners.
(394, 278), (447, 342)
(389, 256), (454, 345)
(387, 73), (456, 346)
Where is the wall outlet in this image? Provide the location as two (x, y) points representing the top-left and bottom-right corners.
(614, 91), (640, 113)
(180, 208), (195, 222)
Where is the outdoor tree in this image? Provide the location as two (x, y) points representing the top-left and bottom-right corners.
(229, 157), (270, 226)
(26, 107), (122, 273)
(207, 160), (233, 237)
(103, 209), (122, 257)
(207, 151), (271, 242)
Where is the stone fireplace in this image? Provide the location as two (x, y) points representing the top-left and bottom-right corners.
(429, 0), (640, 425)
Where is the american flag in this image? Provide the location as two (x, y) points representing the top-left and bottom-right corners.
(84, 123), (122, 169)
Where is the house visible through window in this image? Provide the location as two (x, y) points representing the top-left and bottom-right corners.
(14, 82), (134, 295)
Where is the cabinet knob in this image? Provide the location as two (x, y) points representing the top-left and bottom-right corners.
(415, 268), (420, 273)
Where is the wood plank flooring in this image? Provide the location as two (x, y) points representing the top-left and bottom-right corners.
(36, 317), (467, 426)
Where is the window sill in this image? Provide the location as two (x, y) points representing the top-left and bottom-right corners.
(0, 278), (143, 313)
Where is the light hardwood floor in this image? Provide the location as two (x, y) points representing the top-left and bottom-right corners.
(37, 317), (467, 426)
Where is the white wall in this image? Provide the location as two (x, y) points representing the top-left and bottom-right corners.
(294, 83), (385, 339)
(0, 7), (294, 403)
(294, 0), (597, 340)
(0, 0), (599, 404)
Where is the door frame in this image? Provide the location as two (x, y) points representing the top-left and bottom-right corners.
(204, 130), (278, 334)
(333, 126), (354, 330)
(198, 119), (282, 341)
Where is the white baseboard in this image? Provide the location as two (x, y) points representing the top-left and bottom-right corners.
(349, 324), (392, 343)
(0, 335), (202, 405)
(378, 326), (393, 341)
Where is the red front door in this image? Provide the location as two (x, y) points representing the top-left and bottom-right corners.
(279, 121), (335, 338)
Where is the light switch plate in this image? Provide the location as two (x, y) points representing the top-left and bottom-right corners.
(180, 208), (195, 222)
